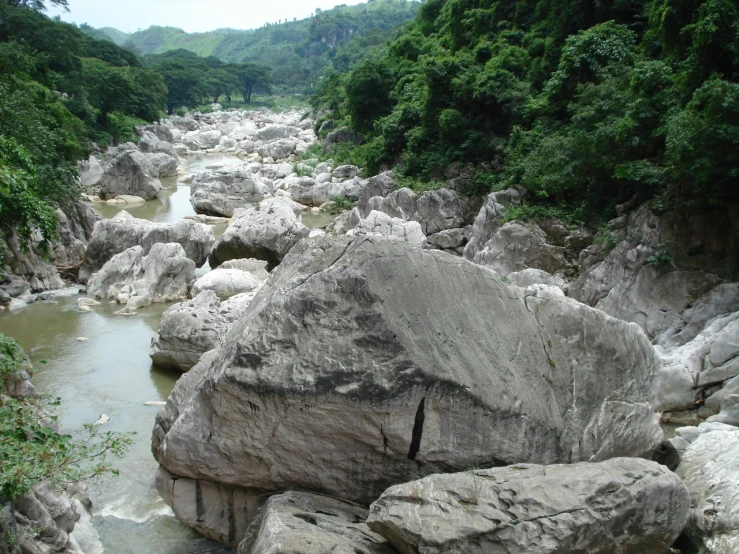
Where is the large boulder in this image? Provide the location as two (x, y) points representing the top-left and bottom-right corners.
(86, 243), (194, 310)
(675, 422), (739, 553)
(146, 152), (179, 178)
(238, 492), (396, 554)
(191, 170), (273, 217)
(365, 188), (470, 236)
(99, 150), (162, 200)
(471, 221), (568, 277)
(356, 172), (397, 217)
(191, 268), (262, 300)
(367, 458), (689, 554)
(198, 130), (223, 149)
(83, 211), (214, 276)
(154, 236), (662, 512)
(79, 156), (104, 189)
(463, 189), (521, 261)
(347, 210), (426, 246)
(258, 139), (296, 161)
(150, 290), (256, 371)
(657, 311), (739, 411)
(209, 197), (309, 268)
(254, 124), (300, 141)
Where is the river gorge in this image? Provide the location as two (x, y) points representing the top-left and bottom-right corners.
(1, 106), (738, 554)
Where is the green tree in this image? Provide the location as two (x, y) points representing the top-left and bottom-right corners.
(236, 63), (272, 103)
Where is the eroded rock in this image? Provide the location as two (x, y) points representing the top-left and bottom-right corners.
(367, 458), (689, 554)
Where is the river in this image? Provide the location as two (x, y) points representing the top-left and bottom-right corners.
(0, 154), (331, 554)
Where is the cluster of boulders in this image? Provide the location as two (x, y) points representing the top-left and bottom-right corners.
(3, 105), (738, 553)
(151, 235), (697, 553)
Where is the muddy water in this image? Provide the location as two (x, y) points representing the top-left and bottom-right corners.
(0, 153), (264, 554)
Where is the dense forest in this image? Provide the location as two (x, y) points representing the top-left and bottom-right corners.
(312, 0), (739, 220)
(87, 0), (422, 92)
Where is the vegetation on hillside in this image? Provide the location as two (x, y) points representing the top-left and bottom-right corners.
(312, 0), (739, 221)
(0, 3), (274, 258)
(87, 0), (422, 93)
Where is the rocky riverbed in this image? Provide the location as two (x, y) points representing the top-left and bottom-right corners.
(1, 106), (738, 554)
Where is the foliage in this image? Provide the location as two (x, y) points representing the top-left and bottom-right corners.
(324, 195), (354, 214)
(0, 3), (168, 258)
(647, 249), (673, 267)
(310, 0), (739, 222)
(0, 334), (132, 501)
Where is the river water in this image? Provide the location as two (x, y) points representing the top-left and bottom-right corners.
(0, 154), (331, 554)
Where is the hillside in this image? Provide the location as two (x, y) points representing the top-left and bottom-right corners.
(100, 26), (130, 45)
(315, 0), (739, 221)
(113, 0), (421, 91)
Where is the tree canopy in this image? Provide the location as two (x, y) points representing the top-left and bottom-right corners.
(313, 0), (739, 219)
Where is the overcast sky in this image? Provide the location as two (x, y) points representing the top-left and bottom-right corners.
(49, 0), (369, 33)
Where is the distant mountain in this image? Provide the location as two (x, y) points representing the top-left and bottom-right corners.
(100, 27), (130, 46)
(107, 0), (422, 91)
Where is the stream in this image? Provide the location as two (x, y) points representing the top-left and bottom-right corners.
(0, 154), (330, 554)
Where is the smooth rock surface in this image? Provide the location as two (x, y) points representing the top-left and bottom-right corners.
(191, 268), (262, 300)
(367, 458), (690, 554)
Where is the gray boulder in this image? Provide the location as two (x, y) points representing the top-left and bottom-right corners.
(255, 124), (300, 141)
(209, 197), (309, 268)
(191, 170), (273, 217)
(367, 458), (689, 554)
(83, 211), (214, 276)
(258, 139), (296, 161)
(99, 150), (162, 200)
(472, 222), (568, 277)
(219, 258), (270, 280)
(150, 290), (256, 371)
(657, 311), (739, 411)
(198, 130), (223, 149)
(79, 156), (104, 189)
(365, 188), (470, 235)
(332, 165), (359, 180)
(675, 422), (739, 553)
(356, 172), (397, 217)
(347, 210), (426, 246)
(239, 492), (396, 554)
(86, 243), (194, 310)
(463, 189), (521, 261)
(154, 237), (662, 510)
(191, 268), (262, 300)
(146, 152), (179, 178)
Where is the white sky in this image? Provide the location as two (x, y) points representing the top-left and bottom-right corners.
(49, 0), (369, 34)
